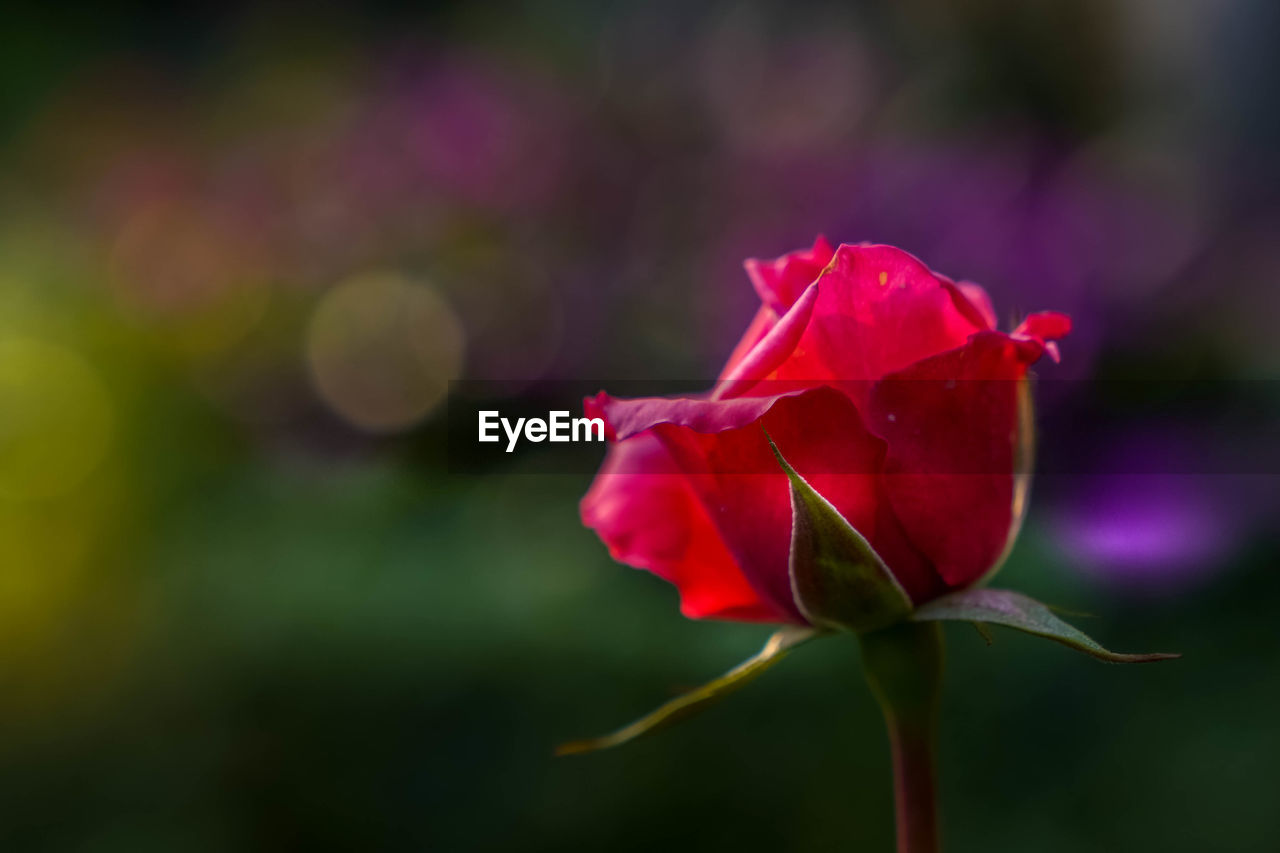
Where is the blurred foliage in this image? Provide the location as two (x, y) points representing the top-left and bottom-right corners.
(0, 2), (1276, 851)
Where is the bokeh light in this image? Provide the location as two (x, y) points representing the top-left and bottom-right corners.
(305, 272), (463, 432)
(1050, 475), (1237, 590)
(0, 338), (113, 501)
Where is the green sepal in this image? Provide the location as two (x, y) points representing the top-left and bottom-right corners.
(767, 434), (913, 633)
(556, 626), (819, 756)
(912, 588), (1180, 664)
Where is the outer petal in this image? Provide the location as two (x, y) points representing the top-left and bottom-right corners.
(1014, 311), (1072, 363)
(592, 386), (947, 616)
(1014, 311), (1072, 343)
(716, 280), (821, 399)
(718, 304), (777, 379)
(782, 244), (987, 379)
(724, 244), (989, 402)
(716, 237), (832, 390)
(948, 280), (998, 330)
(866, 326), (1068, 590)
(581, 433), (779, 621)
(743, 236), (835, 314)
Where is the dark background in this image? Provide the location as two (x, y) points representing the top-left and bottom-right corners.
(1, 2), (1277, 850)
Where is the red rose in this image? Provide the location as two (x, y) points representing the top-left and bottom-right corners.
(581, 239), (1069, 624)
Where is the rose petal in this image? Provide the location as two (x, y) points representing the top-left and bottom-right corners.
(1014, 311), (1072, 362)
(724, 245), (989, 403)
(743, 235), (835, 314)
(949, 280), (998, 330)
(718, 304), (777, 379)
(581, 433), (779, 621)
(867, 330), (1062, 588)
(715, 282), (821, 399)
(793, 244), (987, 378)
(1014, 311), (1072, 343)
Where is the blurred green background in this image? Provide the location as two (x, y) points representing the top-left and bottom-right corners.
(1, 2), (1277, 850)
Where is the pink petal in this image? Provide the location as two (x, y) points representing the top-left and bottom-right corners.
(718, 304), (778, 379)
(867, 331), (1058, 589)
(715, 281), (821, 399)
(759, 244), (989, 398)
(581, 433), (780, 621)
(742, 235), (835, 314)
(950, 280), (998, 330)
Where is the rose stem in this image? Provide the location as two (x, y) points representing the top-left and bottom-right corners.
(859, 621), (944, 853)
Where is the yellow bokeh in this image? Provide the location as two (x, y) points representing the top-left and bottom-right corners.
(306, 272), (463, 432)
(0, 338), (114, 501)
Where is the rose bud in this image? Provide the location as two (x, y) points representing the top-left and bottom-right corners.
(581, 239), (1070, 628)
